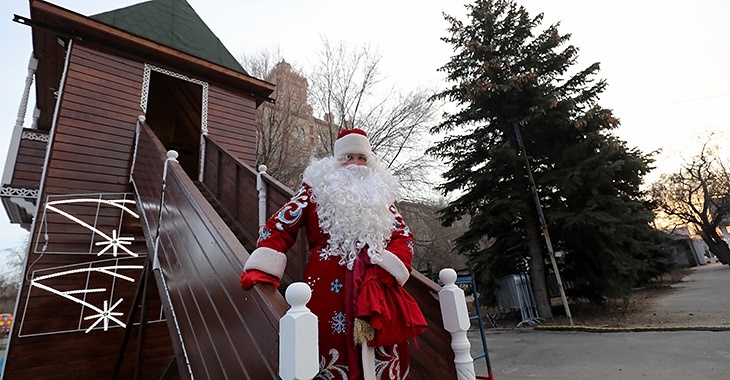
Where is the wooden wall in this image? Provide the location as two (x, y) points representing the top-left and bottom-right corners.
(6, 31), (273, 378)
(207, 86), (259, 166)
(5, 42), (173, 380)
(202, 135), (308, 286)
(9, 131), (48, 189)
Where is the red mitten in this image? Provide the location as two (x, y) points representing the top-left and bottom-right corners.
(240, 269), (280, 291)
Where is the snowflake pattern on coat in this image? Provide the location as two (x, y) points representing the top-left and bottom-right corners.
(330, 279), (343, 293)
(330, 312), (347, 334)
(251, 184), (415, 380)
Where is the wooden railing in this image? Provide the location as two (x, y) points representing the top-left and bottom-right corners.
(131, 120), (287, 379)
(202, 134), (457, 379)
(202, 135), (308, 288)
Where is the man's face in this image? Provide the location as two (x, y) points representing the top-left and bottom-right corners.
(342, 154), (368, 167)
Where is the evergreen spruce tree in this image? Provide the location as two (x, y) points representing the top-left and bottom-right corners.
(429, 0), (672, 315)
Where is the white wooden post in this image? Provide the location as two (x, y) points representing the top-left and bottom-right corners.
(280, 282), (319, 380)
(256, 164), (268, 234)
(152, 150), (177, 270)
(439, 268), (476, 380)
(3, 54), (38, 185)
(129, 115), (145, 182)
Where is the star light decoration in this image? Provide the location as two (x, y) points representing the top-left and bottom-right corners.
(31, 265), (143, 333)
(31, 195), (146, 334)
(95, 229), (136, 257)
(43, 197), (140, 257)
(83, 299), (125, 332)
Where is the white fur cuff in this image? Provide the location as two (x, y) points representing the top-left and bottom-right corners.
(377, 250), (410, 286)
(243, 247), (287, 279)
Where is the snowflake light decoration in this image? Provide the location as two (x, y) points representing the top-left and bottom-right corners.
(41, 196), (140, 257)
(30, 264), (144, 333)
(94, 229), (136, 257)
(83, 298), (125, 332)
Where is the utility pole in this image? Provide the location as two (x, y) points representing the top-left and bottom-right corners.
(513, 123), (574, 325)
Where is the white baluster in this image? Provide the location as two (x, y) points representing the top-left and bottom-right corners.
(280, 282), (319, 380)
(256, 164), (268, 234)
(439, 268), (476, 380)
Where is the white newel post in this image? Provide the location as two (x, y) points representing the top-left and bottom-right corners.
(280, 282), (319, 380)
(439, 268), (476, 380)
(256, 165), (268, 234)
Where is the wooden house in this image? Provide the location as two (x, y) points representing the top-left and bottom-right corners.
(0, 1), (455, 379)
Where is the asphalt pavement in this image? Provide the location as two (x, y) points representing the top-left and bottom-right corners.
(469, 263), (730, 379)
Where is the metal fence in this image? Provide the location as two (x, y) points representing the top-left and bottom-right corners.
(494, 273), (542, 326)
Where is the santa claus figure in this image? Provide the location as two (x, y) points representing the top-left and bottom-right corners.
(240, 128), (426, 380)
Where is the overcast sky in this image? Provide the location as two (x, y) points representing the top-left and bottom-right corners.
(1, 0), (729, 257)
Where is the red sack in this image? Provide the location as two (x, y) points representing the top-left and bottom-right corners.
(356, 266), (427, 347)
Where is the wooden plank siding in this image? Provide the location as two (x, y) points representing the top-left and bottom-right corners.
(202, 135), (308, 286)
(9, 131), (48, 189)
(206, 86), (258, 166)
(4, 42), (175, 379)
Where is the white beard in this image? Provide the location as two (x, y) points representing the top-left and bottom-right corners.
(303, 156), (400, 270)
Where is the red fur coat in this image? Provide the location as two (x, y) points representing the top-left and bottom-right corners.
(242, 184), (426, 380)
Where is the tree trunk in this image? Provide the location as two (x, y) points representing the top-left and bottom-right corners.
(698, 227), (730, 265)
(522, 204), (553, 319)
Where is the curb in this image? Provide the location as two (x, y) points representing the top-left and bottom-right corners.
(535, 325), (730, 333)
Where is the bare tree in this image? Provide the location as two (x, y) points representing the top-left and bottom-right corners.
(307, 39), (442, 200)
(0, 245), (24, 313)
(397, 200), (470, 273)
(239, 48), (283, 80)
(649, 136), (730, 264)
(240, 51), (315, 188)
(308, 38), (383, 152)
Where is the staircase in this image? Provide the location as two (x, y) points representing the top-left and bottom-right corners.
(195, 181), (256, 252)
(129, 120), (457, 379)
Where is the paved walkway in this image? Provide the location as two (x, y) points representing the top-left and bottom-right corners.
(650, 263), (730, 327)
(468, 263), (730, 379)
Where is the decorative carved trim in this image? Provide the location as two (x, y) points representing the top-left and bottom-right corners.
(21, 130), (49, 143)
(0, 186), (39, 198)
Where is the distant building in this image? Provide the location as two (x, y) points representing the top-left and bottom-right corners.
(254, 60), (341, 188)
(663, 226), (709, 267)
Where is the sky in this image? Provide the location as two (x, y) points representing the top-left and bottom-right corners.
(1, 0), (729, 258)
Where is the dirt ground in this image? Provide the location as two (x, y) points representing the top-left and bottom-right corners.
(483, 268), (711, 329)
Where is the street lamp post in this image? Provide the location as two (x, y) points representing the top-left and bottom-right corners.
(513, 123), (573, 326)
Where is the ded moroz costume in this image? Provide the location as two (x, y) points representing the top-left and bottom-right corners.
(240, 128), (426, 380)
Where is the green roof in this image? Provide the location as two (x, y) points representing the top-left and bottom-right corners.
(90, 0), (247, 75)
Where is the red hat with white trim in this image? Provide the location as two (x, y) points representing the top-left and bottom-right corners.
(334, 128), (372, 158)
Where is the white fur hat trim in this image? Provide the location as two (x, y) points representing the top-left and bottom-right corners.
(334, 133), (372, 158)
